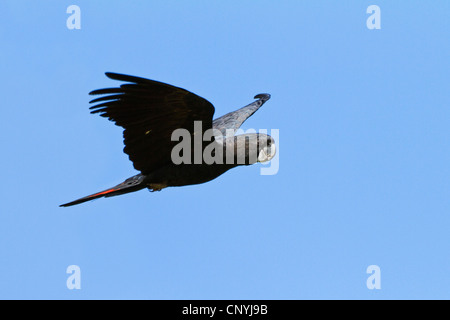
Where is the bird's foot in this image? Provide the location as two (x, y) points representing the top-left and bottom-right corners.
(148, 183), (167, 192)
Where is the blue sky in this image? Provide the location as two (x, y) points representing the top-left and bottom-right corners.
(0, 1), (449, 299)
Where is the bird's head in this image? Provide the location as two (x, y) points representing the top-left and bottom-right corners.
(256, 134), (276, 163)
(228, 133), (276, 165)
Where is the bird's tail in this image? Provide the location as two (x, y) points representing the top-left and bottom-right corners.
(60, 174), (146, 207)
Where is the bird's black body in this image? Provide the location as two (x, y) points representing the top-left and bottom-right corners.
(60, 73), (274, 207)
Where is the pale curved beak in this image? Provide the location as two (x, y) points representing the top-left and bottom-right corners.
(258, 143), (276, 162)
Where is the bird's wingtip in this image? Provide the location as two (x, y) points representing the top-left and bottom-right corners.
(105, 72), (120, 79)
(254, 93), (271, 101)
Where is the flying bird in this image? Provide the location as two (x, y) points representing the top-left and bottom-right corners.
(60, 73), (275, 207)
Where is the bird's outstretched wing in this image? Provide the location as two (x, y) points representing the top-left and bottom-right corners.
(212, 94), (271, 136)
(89, 73), (215, 174)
